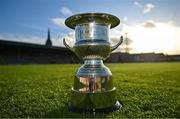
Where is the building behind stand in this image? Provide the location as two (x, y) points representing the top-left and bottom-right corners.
(0, 30), (79, 64)
(0, 30), (180, 64)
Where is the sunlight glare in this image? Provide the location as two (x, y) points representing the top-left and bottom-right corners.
(123, 22), (178, 54)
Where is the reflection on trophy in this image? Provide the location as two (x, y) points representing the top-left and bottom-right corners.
(63, 13), (123, 113)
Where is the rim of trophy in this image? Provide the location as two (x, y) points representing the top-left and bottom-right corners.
(65, 13), (120, 29)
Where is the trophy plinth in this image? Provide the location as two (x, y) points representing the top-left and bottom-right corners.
(63, 13), (123, 113)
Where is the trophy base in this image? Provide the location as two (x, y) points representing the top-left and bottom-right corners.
(68, 60), (122, 113)
(68, 101), (122, 113)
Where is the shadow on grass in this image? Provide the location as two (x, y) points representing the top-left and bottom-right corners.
(44, 104), (108, 118)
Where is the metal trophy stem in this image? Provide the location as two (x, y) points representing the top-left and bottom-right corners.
(63, 13), (123, 113)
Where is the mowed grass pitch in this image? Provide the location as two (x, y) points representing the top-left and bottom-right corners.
(0, 63), (179, 118)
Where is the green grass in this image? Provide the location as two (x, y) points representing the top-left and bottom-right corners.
(0, 63), (179, 118)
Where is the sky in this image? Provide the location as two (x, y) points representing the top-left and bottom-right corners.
(0, 0), (180, 54)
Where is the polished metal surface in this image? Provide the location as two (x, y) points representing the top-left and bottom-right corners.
(76, 60), (112, 77)
(75, 23), (109, 42)
(73, 60), (113, 93)
(73, 41), (111, 60)
(63, 23), (123, 60)
(70, 87), (117, 109)
(63, 13), (123, 112)
(68, 101), (122, 113)
(65, 13), (120, 29)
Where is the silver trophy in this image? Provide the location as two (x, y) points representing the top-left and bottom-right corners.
(63, 13), (123, 113)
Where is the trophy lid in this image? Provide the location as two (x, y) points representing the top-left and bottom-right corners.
(65, 13), (120, 29)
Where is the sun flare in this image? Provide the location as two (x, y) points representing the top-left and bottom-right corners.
(121, 21), (180, 54)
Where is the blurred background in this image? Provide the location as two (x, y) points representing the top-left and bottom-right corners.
(0, 0), (180, 64)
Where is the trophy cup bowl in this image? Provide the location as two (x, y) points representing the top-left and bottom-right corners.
(63, 13), (123, 113)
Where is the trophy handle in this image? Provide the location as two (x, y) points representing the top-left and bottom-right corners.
(111, 36), (123, 52)
(63, 38), (74, 52)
